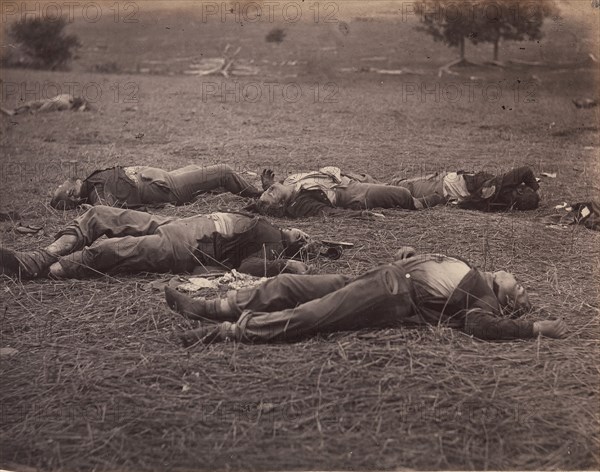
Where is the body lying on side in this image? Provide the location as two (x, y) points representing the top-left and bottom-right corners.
(393, 166), (541, 211)
(0, 207), (312, 279)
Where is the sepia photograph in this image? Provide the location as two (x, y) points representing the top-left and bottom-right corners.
(0, 0), (598, 470)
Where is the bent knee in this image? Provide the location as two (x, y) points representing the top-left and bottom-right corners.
(87, 205), (115, 217)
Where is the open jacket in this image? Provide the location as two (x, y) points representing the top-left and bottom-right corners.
(196, 215), (302, 277)
(396, 257), (535, 340)
(82, 166), (185, 207)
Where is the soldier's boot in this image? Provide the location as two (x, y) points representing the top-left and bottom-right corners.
(165, 286), (234, 321)
(45, 234), (78, 256)
(0, 247), (58, 279)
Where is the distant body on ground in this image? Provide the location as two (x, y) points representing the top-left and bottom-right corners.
(0, 94), (90, 116)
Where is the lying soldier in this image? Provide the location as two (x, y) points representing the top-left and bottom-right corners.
(168, 247), (567, 344)
(0, 94), (90, 116)
(249, 167), (444, 218)
(392, 166), (540, 211)
(0, 207), (312, 279)
(51, 164), (262, 210)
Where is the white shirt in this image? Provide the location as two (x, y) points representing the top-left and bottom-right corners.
(443, 172), (496, 201)
(282, 167), (351, 205)
(208, 212), (237, 237)
(442, 172), (471, 200)
(401, 255), (471, 298)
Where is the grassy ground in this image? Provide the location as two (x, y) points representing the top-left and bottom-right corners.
(1, 3), (599, 471)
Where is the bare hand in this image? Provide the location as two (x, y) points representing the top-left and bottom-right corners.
(395, 246), (417, 260)
(533, 319), (568, 339)
(261, 169), (276, 191)
(283, 228), (310, 244)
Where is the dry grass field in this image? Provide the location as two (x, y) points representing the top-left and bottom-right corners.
(1, 1), (599, 470)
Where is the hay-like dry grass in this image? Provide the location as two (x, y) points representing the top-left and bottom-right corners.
(2, 203), (598, 471)
(1, 7), (599, 471)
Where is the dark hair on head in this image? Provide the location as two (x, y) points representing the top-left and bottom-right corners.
(71, 97), (90, 111)
(253, 200), (287, 218)
(512, 186), (540, 211)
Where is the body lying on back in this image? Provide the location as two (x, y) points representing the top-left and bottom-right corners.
(169, 247), (567, 345)
(251, 167), (444, 218)
(51, 164), (262, 209)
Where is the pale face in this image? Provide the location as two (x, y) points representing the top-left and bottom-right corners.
(51, 179), (83, 209)
(282, 228), (310, 245)
(260, 183), (292, 205)
(493, 271), (532, 313)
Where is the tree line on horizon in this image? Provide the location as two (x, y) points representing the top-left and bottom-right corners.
(2, 0), (559, 71)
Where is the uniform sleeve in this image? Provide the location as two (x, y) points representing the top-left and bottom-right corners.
(463, 309), (535, 340)
(83, 169), (127, 206)
(85, 182), (116, 206)
(238, 257), (292, 277)
(456, 269), (535, 340)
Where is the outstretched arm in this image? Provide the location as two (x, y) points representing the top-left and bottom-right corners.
(238, 257), (309, 277)
(464, 310), (535, 340)
(464, 310), (567, 340)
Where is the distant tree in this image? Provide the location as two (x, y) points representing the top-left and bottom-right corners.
(415, 0), (558, 62)
(472, 0), (559, 61)
(414, 0), (475, 61)
(9, 17), (81, 69)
